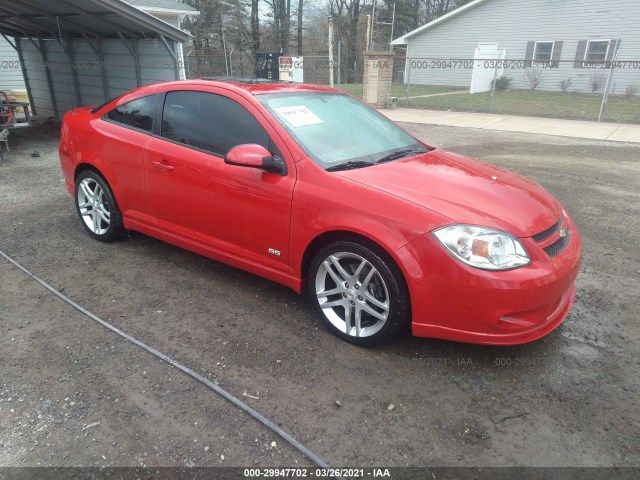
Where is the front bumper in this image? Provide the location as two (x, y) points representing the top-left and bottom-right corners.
(397, 219), (582, 345)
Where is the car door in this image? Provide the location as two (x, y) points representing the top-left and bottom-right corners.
(95, 93), (157, 224)
(144, 87), (295, 272)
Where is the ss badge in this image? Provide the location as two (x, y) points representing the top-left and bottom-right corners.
(268, 248), (281, 257)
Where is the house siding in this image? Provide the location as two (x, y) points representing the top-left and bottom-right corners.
(402, 0), (640, 93)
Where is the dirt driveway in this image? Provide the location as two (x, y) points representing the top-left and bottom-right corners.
(1, 122), (638, 472)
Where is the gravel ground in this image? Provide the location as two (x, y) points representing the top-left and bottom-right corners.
(0, 121), (638, 471)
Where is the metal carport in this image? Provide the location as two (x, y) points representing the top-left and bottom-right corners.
(0, 0), (191, 118)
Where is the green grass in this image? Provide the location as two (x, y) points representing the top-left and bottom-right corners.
(337, 83), (465, 99)
(331, 83), (640, 124)
(403, 88), (640, 124)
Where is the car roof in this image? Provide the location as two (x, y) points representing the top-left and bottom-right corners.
(155, 78), (341, 96)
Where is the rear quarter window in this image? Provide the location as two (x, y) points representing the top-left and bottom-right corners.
(105, 95), (156, 132)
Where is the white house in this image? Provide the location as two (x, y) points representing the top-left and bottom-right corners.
(391, 0), (640, 94)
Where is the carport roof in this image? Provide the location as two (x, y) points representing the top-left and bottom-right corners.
(125, 0), (199, 14)
(0, 0), (190, 43)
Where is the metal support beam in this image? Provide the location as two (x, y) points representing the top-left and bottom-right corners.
(132, 38), (142, 87)
(10, 37), (37, 115)
(0, 22), (23, 36)
(65, 37), (82, 107)
(13, 0), (110, 39)
(38, 36), (59, 118)
(20, 31), (41, 53)
(1, 31), (15, 48)
(96, 38), (110, 101)
(116, 30), (141, 86)
(56, 0), (140, 38)
(0, 17), (43, 36)
(0, 4), (73, 38)
(159, 35), (180, 80)
(81, 32), (100, 57)
(79, 32), (110, 101)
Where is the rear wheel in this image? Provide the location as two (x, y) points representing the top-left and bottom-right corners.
(75, 170), (126, 242)
(308, 241), (410, 346)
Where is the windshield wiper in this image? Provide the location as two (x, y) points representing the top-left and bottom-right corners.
(326, 160), (374, 172)
(375, 149), (420, 164)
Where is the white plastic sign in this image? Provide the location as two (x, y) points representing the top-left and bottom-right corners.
(274, 105), (323, 128)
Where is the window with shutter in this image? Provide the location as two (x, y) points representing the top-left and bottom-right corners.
(585, 40), (610, 64)
(533, 42), (554, 65)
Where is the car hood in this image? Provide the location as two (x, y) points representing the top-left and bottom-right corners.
(336, 149), (562, 237)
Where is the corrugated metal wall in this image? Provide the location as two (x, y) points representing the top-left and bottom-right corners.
(0, 37), (26, 92)
(402, 0), (640, 93)
(19, 37), (181, 118)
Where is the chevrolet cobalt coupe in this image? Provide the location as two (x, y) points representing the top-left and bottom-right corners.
(59, 80), (581, 346)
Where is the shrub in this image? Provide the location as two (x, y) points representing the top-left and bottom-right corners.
(558, 78), (573, 93)
(492, 75), (512, 91)
(590, 73), (606, 93)
(524, 69), (543, 91)
(625, 84), (638, 98)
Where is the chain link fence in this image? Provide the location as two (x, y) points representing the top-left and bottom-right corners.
(179, 44), (640, 125)
(391, 40), (640, 124)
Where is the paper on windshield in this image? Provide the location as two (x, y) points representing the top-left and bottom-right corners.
(274, 105), (324, 128)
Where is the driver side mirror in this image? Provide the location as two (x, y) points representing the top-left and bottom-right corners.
(224, 144), (287, 175)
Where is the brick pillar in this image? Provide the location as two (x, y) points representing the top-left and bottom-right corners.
(362, 51), (395, 109)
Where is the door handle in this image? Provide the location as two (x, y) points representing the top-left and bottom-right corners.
(152, 160), (174, 173)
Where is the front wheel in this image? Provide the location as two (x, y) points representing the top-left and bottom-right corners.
(75, 170), (126, 242)
(308, 241), (411, 346)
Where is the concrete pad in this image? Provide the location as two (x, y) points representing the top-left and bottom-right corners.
(606, 124), (640, 143)
(483, 116), (620, 141)
(381, 108), (640, 144)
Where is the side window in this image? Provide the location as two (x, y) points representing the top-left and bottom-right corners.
(105, 95), (156, 132)
(161, 91), (271, 156)
(533, 41), (554, 64)
(585, 40), (610, 64)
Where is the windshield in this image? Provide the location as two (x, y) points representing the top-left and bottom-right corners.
(258, 92), (429, 170)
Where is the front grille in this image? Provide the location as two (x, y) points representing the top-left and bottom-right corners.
(532, 218), (562, 242)
(544, 229), (571, 257)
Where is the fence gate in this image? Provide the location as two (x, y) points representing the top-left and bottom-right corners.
(470, 43), (506, 94)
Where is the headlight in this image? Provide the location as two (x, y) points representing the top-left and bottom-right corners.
(433, 225), (530, 270)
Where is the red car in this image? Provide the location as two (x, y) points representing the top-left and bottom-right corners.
(59, 79), (581, 346)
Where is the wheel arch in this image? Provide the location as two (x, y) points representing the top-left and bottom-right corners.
(74, 162), (125, 213)
(74, 162), (102, 181)
(299, 230), (411, 295)
(74, 162), (120, 200)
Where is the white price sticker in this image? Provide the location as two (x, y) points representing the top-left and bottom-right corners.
(274, 105), (324, 128)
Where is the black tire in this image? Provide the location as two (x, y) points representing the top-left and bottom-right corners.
(308, 240), (411, 346)
(74, 170), (126, 242)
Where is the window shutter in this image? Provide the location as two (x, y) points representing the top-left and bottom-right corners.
(574, 40), (587, 68)
(606, 39), (619, 61)
(525, 41), (535, 63)
(552, 41), (563, 65)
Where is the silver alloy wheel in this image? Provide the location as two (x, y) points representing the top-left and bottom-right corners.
(315, 252), (390, 338)
(77, 178), (111, 235)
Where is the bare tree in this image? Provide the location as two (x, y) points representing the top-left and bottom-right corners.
(251, 0), (260, 57)
(524, 69), (543, 91)
(297, 0), (304, 55)
(590, 73), (606, 93)
(264, 0), (292, 53)
(327, 0), (366, 83)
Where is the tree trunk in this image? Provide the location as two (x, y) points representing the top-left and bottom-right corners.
(297, 0), (303, 55)
(281, 0), (291, 54)
(251, 0), (260, 58)
(347, 0), (361, 83)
